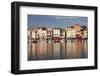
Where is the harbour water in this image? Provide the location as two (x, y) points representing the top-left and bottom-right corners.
(28, 39), (88, 61)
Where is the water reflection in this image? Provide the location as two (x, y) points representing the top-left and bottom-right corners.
(28, 39), (88, 61)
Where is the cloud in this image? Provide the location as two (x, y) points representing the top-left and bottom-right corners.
(55, 16), (79, 19)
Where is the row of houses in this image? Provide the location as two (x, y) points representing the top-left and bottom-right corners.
(28, 24), (88, 41)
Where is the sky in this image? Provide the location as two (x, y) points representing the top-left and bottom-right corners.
(28, 15), (88, 28)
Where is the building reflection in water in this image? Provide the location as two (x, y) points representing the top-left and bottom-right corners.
(28, 39), (88, 61)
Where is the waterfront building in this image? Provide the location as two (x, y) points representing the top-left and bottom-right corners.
(73, 24), (82, 31)
(31, 31), (37, 40)
(66, 24), (85, 39)
(66, 27), (76, 39)
(82, 30), (88, 38)
(31, 28), (38, 40)
(27, 29), (31, 40)
(37, 28), (42, 39)
(28, 24), (88, 41)
(47, 28), (53, 39)
(52, 28), (60, 41)
(37, 27), (47, 40)
(76, 31), (82, 39)
(32, 31), (36, 39)
(42, 29), (47, 39)
(60, 29), (66, 39)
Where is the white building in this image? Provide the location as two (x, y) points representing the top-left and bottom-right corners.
(42, 30), (47, 39)
(31, 28), (38, 40)
(53, 28), (60, 38)
(82, 30), (88, 38)
(37, 28), (42, 39)
(37, 28), (47, 39)
(32, 31), (36, 39)
(66, 28), (76, 38)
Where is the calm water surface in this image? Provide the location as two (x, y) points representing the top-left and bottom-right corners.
(28, 39), (88, 61)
